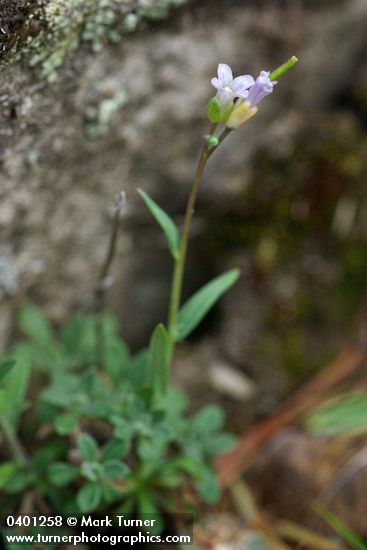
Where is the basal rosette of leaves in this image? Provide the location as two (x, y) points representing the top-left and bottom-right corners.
(0, 308), (235, 523)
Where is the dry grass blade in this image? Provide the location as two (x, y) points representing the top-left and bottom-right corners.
(275, 520), (349, 550)
(231, 480), (292, 550)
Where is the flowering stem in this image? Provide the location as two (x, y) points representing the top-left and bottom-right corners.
(167, 123), (217, 340)
(166, 55), (298, 346)
(269, 56), (298, 81)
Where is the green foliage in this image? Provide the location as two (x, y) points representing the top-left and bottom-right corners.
(48, 463), (79, 487)
(0, 463), (19, 489)
(0, 356), (31, 425)
(19, 307), (53, 346)
(77, 433), (98, 462)
(176, 268), (241, 341)
(0, 359), (15, 385)
(138, 189), (180, 259)
(54, 414), (78, 435)
(77, 482), (103, 513)
(0, 308), (234, 522)
(305, 392), (367, 435)
(316, 505), (367, 550)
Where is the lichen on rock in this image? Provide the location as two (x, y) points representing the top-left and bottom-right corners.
(0, 0), (187, 80)
(84, 89), (127, 139)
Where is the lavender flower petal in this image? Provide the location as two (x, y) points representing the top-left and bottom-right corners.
(247, 70), (276, 107)
(215, 87), (235, 107)
(217, 63), (233, 86)
(231, 75), (255, 95)
(211, 65), (254, 106)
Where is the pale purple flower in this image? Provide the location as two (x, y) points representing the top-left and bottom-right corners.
(247, 71), (276, 107)
(211, 63), (254, 107)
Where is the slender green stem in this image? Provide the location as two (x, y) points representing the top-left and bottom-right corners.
(208, 127), (232, 159)
(0, 416), (28, 467)
(167, 123), (217, 339)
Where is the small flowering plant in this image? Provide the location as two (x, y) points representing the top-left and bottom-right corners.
(0, 56), (297, 536)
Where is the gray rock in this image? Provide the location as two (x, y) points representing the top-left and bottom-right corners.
(1, 0), (366, 361)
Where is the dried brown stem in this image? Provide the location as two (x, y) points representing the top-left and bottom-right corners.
(216, 346), (365, 487)
(94, 192), (125, 367)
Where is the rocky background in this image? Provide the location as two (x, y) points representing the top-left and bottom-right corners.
(2, 0), (367, 530)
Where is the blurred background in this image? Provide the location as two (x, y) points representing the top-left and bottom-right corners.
(1, 0), (367, 538)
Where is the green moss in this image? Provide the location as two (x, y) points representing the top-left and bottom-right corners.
(3, 0), (187, 81)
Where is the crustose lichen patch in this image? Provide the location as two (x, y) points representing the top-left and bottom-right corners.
(0, 0), (187, 80)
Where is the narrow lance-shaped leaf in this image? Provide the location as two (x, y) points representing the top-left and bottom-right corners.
(176, 268), (241, 342)
(148, 324), (172, 405)
(138, 189), (180, 260)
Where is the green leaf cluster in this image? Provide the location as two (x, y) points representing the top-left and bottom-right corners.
(0, 189), (240, 529)
(0, 307), (235, 523)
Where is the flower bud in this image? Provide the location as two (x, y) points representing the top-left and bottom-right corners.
(226, 101), (257, 129)
(206, 97), (234, 124)
(204, 134), (219, 148)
